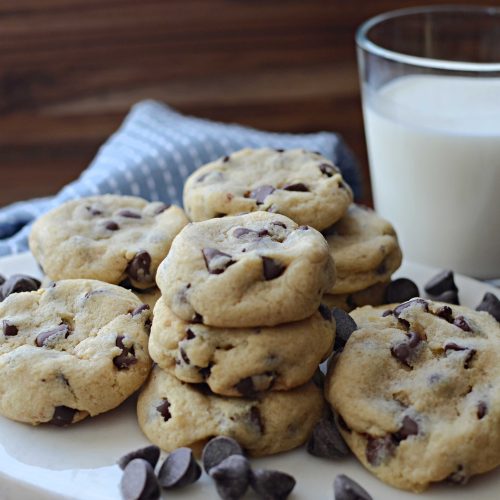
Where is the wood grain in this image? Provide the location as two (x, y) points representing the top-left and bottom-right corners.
(0, 0), (473, 206)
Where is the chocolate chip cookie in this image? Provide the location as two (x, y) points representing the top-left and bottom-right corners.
(157, 211), (335, 327)
(325, 298), (500, 492)
(183, 148), (353, 231)
(324, 205), (402, 294)
(29, 195), (189, 290)
(0, 280), (152, 425)
(137, 366), (324, 457)
(322, 282), (389, 312)
(148, 300), (335, 396)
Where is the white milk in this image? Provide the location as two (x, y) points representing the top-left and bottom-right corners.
(363, 75), (500, 279)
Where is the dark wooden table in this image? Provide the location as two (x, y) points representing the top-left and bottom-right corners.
(0, 0), (474, 207)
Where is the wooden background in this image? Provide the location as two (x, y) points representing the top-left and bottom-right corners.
(0, 0), (484, 207)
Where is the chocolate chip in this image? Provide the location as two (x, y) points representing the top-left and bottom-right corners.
(0, 274), (4, 286)
(2, 320), (18, 336)
(249, 406), (264, 434)
(318, 304), (332, 321)
(477, 401), (488, 419)
(186, 328), (195, 340)
(131, 304), (150, 317)
(262, 257), (285, 280)
(153, 203), (170, 214)
(49, 406), (76, 426)
(382, 309), (393, 317)
(365, 435), (396, 466)
(385, 278), (420, 304)
(271, 221), (287, 229)
(453, 315), (472, 332)
(476, 292), (500, 322)
(334, 474), (372, 500)
(424, 270), (458, 296)
(86, 206), (103, 216)
(192, 312), (203, 324)
(436, 305), (454, 322)
(282, 183), (309, 192)
(249, 185), (275, 204)
(223, 155), (230, 162)
(209, 455), (251, 500)
(390, 343), (412, 367)
(1, 274), (41, 300)
(179, 347), (190, 364)
(199, 365), (211, 379)
(298, 225), (309, 230)
(36, 324), (70, 347)
(202, 436), (244, 474)
(105, 221), (120, 231)
(393, 416), (419, 442)
(444, 343), (476, 368)
(250, 469), (296, 499)
(397, 317), (410, 329)
(433, 289), (460, 305)
(118, 445), (161, 470)
(117, 209), (142, 219)
(275, 148), (284, 153)
(446, 465), (469, 485)
(158, 447), (201, 489)
(202, 248), (235, 275)
(332, 308), (357, 351)
(235, 377), (256, 398)
(319, 163), (339, 177)
(113, 336), (137, 370)
(156, 399), (171, 421)
(393, 298), (429, 316)
(120, 458), (160, 500)
(126, 251), (152, 284)
(233, 227), (256, 238)
(307, 413), (350, 458)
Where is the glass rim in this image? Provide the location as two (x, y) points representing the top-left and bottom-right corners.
(356, 5), (500, 72)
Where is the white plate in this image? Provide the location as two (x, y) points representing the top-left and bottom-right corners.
(0, 252), (498, 500)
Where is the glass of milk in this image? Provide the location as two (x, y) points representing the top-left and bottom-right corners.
(357, 6), (500, 279)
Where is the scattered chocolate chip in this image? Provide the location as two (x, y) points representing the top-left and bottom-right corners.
(199, 365), (212, 379)
(249, 185), (275, 204)
(158, 447), (201, 489)
(393, 416), (419, 442)
(113, 336), (137, 370)
(202, 248), (235, 275)
(446, 465), (469, 485)
(275, 148), (284, 153)
(271, 221), (287, 229)
(179, 347), (190, 364)
(334, 474), (372, 500)
(202, 436), (244, 474)
(307, 413), (350, 458)
(393, 298), (429, 316)
(250, 469), (296, 499)
(186, 328), (195, 340)
(192, 312), (203, 324)
(36, 324), (70, 347)
(262, 257), (285, 280)
(382, 309), (393, 318)
(117, 209), (142, 219)
(223, 155), (230, 162)
(476, 292), (500, 322)
(283, 183), (309, 192)
(453, 315), (472, 332)
(126, 251), (152, 283)
(319, 163), (338, 177)
(153, 203), (170, 214)
(131, 304), (150, 317)
(105, 221), (120, 231)
(49, 406), (76, 426)
(385, 278), (420, 304)
(1, 274), (41, 300)
(424, 270), (458, 296)
(86, 206), (103, 216)
(407, 331), (421, 347)
(235, 377), (256, 398)
(298, 225), (309, 230)
(436, 305), (454, 322)
(397, 317), (410, 329)
(2, 320), (18, 336)
(318, 304), (332, 321)
(233, 227), (256, 238)
(444, 343), (476, 368)
(390, 342), (412, 367)
(249, 406), (264, 434)
(477, 401), (488, 419)
(365, 435), (396, 466)
(433, 289), (460, 305)
(209, 455), (251, 500)
(120, 458), (160, 500)
(118, 445), (161, 470)
(332, 308), (357, 352)
(156, 399), (171, 422)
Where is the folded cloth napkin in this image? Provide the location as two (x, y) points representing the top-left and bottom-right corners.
(0, 100), (362, 256)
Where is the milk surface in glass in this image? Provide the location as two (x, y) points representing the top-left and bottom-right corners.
(363, 75), (500, 279)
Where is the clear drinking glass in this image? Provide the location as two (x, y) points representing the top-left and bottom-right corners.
(356, 6), (500, 279)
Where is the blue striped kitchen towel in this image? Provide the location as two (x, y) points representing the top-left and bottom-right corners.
(0, 100), (362, 256)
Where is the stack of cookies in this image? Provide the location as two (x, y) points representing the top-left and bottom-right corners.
(137, 211), (336, 457)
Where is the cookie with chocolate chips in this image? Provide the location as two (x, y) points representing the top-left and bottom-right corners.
(148, 300), (334, 396)
(323, 204), (402, 295)
(0, 279), (152, 425)
(137, 366), (324, 457)
(325, 298), (500, 492)
(29, 195), (189, 289)
(157, 211), (335, 327)
(183, 148), (353, 231)
(322, 281), (389, 312)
